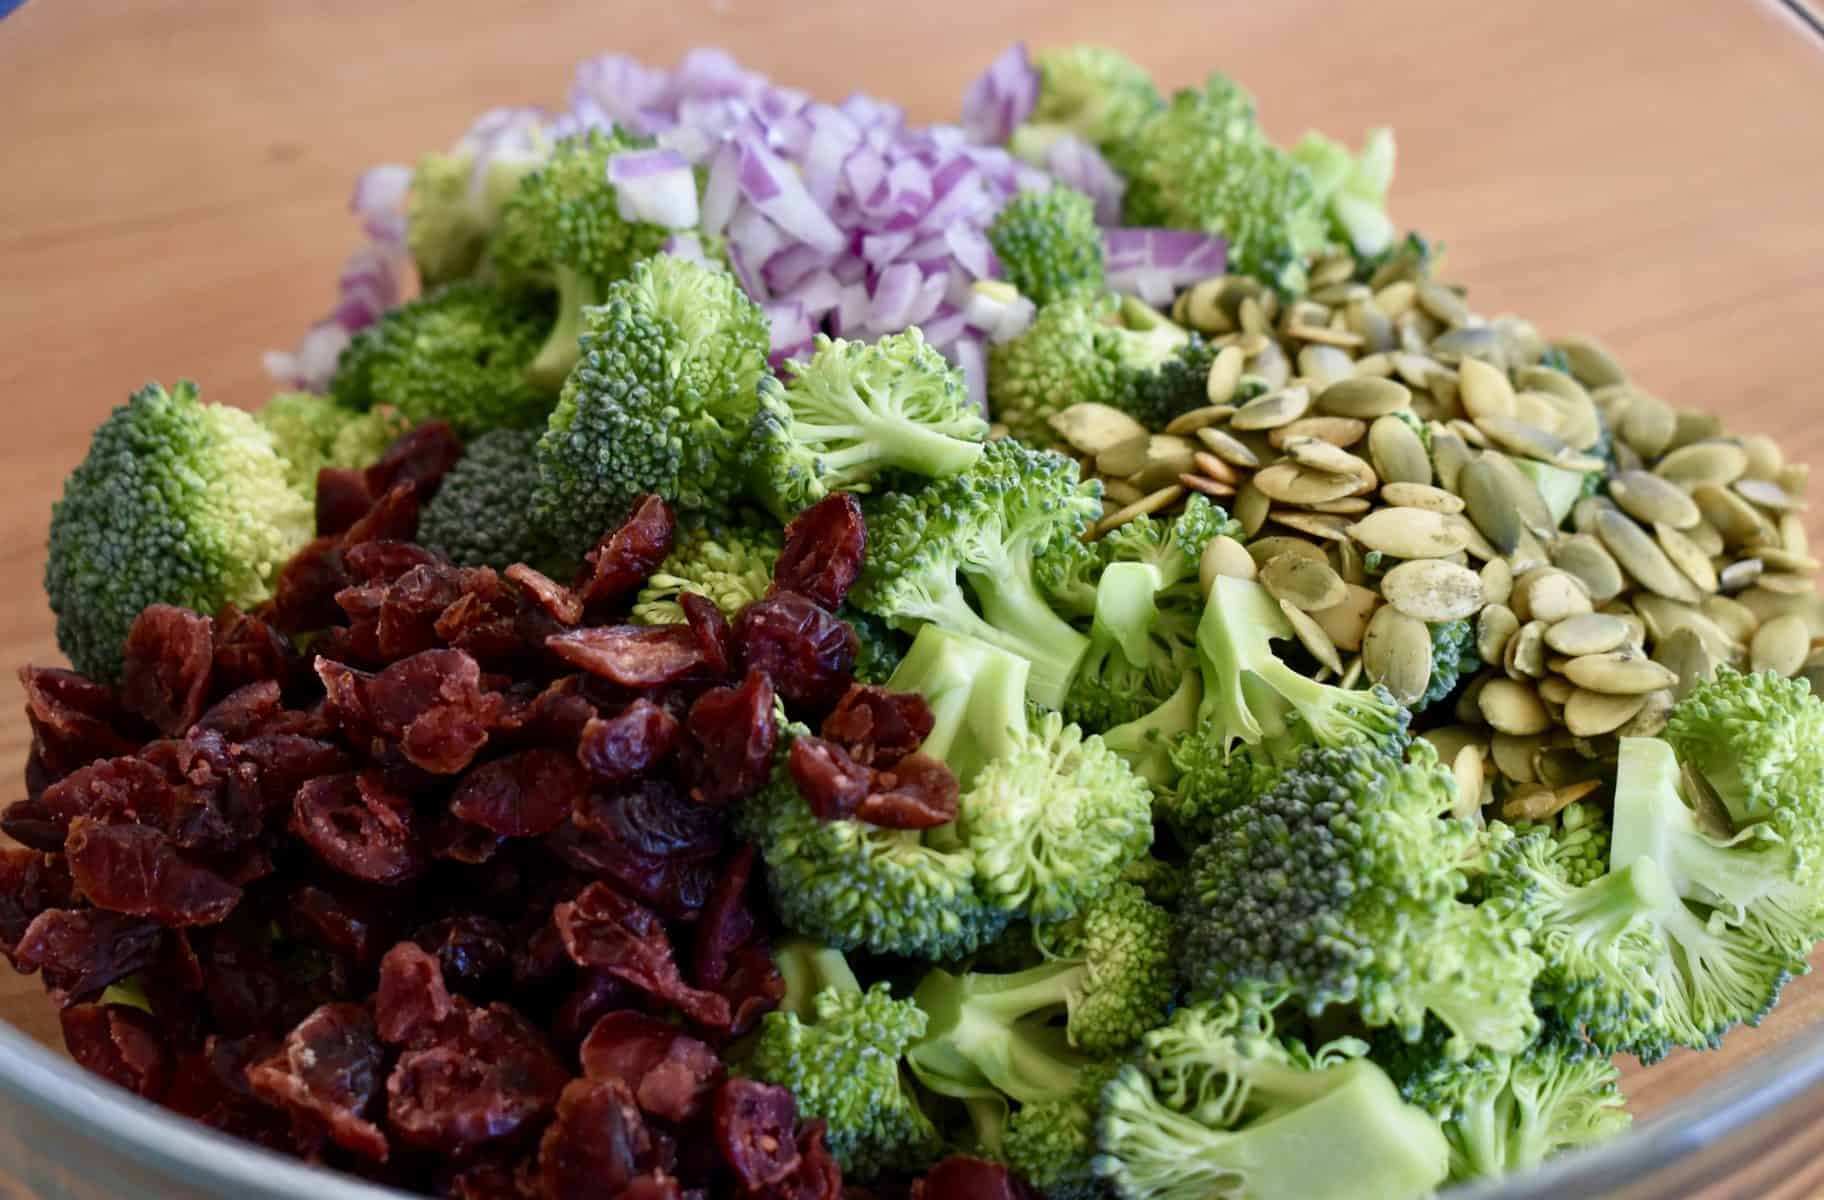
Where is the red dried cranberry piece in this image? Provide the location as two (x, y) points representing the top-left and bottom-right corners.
(734, 592), (858, 714)
(119, 605), (216, 736)
(578, 701), (681, 784)
(716, 942), (788, 1040)
(579, 1010), (725, 1124)
(315, 466), (375, 538)
(0, 848), (75, 967)
(549, 972), (632, 1052)
(210, 605), (296, 693)
(343, 540), (449, 585)
(787, 737), (871, 822)
(715, 1078), (801, 1190)
(201, 933), (298, 1038)
(553, 883), (730, 1030)
(681, 670), (778, 807)
(435, 575), (523, 665)
(247, 1003), (389, 1162)
(19, 666), (142, 781)
(911, 1157), (1035, 1200)
(4, 755), (160, 851)
(415, 915), (513, 999)
(620, 1174), (684, 1200)
(370, 563), (467, 660)
(546, 625), (705, 689)
(679, 593), (735, 678)
(343, 483), (422, 546)
(574, 778), (723, 862)
(162, 1035), (295, 1149)
(821, 685), (933, 769)
(856, 754), (958, 830)
(287, 884), (383, 968)
(775, 493), (866, 610)
(376, 942), (456, 1049)
(546, 827), (716, 920)
(505, 563), (584, 626)
(365, 421), (463, 499)
(61, 1003), (172, 1099)
(580, 495), (676, 606)
(291, 772), (425, 885)
(193, 681), (282, 739)
(271, 537), (352, 633)
(237, 734), (355, 818)
(538, 1077), (655, 1200)
(386, 1002), (570, 1152)
(13, 909), (163, 1006)
(323, 649), (502, 774)
(450, 749), (587, 839)
(694, 844), (759, 989)
(65, 818), (242, 927)
(765, 1121), (845, 1200)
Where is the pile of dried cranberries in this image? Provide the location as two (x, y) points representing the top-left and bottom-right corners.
(0, 424), (1023, 1200)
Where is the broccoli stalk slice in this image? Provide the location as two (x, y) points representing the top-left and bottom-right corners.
(907, 964), (1092, 1106)
(958, 559), (1090, 711)
(771, 936), (864, 1021)
(1103, 672), (1203, 787)
(1092, 561), (1165, 668)
(887, 626), (1030, 789)
(528, 264), (600, 389)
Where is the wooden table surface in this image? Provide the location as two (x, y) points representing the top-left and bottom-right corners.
(4, 0), (1824, 1195)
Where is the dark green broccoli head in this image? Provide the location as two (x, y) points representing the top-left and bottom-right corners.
(1416, 618), (1479, 713)
(46, 382), (314, 681)
(533, 253), (770, 557)
(987, 186), (1106, 307)
(328, 281), (555, 437)
(986, 295), (1124, 446)
(1001, 1061), (1120, 1200)
(416, 428), (554, 570)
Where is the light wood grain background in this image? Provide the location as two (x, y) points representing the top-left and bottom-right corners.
(3, 0), (1824, 1194)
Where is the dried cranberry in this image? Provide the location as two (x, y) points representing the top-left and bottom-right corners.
(343, 484), (422, 547)
(386, 1002), (569, 1152)
(366, 422), (463, 499)
(716, 942), (788, 1039)
(580, 495), (675, 606)
(766, 1121), (845, 1200)
(287, 884), (384, 968)
(237, 734), (355, 817)
(0, 848), (75, 966)
(18, 666), (142, 781)
(315, 466), (375, 538)
(577, 701), (681, 784)
(579, 1011), (725, 1123)
(433, 1153), (537, 1200)
(61, 1003), (172, 1099)
(450, 749), (587, 839)
(821, 685), (933, 768)
(344, 540), (449, 585)
(679, 592), (735, 678)
(505, 564), (584, 626)
(681, 670), (778, 807)
(787, 737), (870, 821)
(715, 1078), (801, 1190)
(370, 563), (467, 660)
(539, 1077), (654, 1200)
(210, 605), (296, 694)
(694, 844), (760, 989)
(119, 605), (215, 736)
(553, 883), (730, 1030)
(415, 915), (513, 999)
(734, 592), (858, 714)
(247, 1003), (388, 1162)
(435, 576), (524, 665)
(271, 538), (352, 633)
(910, 1157), (1035, 1200)
(856, 754), (958, 830)
(13, 909), (163, 1006)
(376, 942), (456, 1048)
(65, 818), (241, 926)
(620, 1174), (685, 1200)
(775, 493), (866, 610)
(546, 827), (716, 921)
(291, 772), (425, 885)
(546, 625), (706, 689)
(573, 778), (723, 862)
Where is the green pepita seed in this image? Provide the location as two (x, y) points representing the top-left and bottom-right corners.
(1544, 613), (1631, 657)
(1479, 678), (1553, 736)
(1380, 559), (1485, 622)
(1318, 376), (1412, 419)
(1232, 386), (1312, 431)
(1205, 344), (1246, 404)
(1195, 426), (1262, 469)
(1550, 536), (1627, 603)
(1260, 554), (1348, 612)
(1750, 614), (1810, 677)
(1595, 509), (1703, 604)
(1657, 441), (1749, 489)
(1610, 470), (1701, 529)
(1347, 507), (1471, 559)
(1561, 651), (1680, 695)
(1363, 604), (1433, 705)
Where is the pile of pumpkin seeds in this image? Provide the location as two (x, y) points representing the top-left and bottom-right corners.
(1044, 244), (1824, 819)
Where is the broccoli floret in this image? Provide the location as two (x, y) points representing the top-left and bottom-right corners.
(1354, 230), (1437, 286)
(45, 382), (313, 682)
(1378, 1019), (1629, 1183)
(1289, 127), (1398, 259)
(986, 294), (1194, 447)
(745, 330), (988, 519)
(416, 429), (553, 570)
(492, 128), (678, 387)
(1002, 1061), (1120, 1200)
(852, 439), (1101, 709)
(631, 516), (781, 626)
(328, 281), (555, 437)
(533, 254), (770, 556)
(1161, 729), (1303, 846)
(254, 392), (408, 497)
(844, 605), (911, 685)
(406, 115), (552, 288)
(1012, 46), (1162, 158)
(1185, 739), (1543, 1057)
(748, 939), (942, 1178)
(1120, 76), (1327, 294)
(987, 186), (1106, 307)
(1508, 801), (1612, 889)
(907, 884), (1176, 1115)
(1417, 617), (1480, 713)
(1666, 668), (1824, 887)
(1093, 995), (1450, 1200)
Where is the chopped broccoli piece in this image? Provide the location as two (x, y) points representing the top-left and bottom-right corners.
(1378, 1018), (1630, 1183)
(987, 186), (1106, 306)
(852, 439), (1101, 709)
(748, 939), (942, 1178)
(254, 392), (408, 497)
(1290, 127), (1397, 259)
(1012, 45), (1162, 160)
(533, 254), (770, 555)
(328, 281), (555, 437)
(405, 115), (551, 287)
(631, 516), (781, 626)
(1417, 617), (1480, 713)
(844, 605), (911, 685)
(1093, 995), (1450, 1200)
(1184, 739), (1543, 1056)
(416, 428), (553, 570)
(492, 128), (679, 387)
(745, 330), (987, 519)
(1002, 1061), (1120, 1200)
(1508, 801), (1612, 889)
(46, 382), (313, 682)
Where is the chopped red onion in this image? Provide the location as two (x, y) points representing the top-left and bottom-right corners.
(608, 148), (700, 229)
(1104, 228), (1229, 307)
(961, 43), (1039, 146)
(1039, 134), (1126, 224)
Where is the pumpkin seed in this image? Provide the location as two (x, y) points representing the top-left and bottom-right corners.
(1318, 376), (1412, 419)
(1491, 732), (1544, 783)
(1477, 603), (1520, 663)
(1309, 585), (1379, 653)
(1431, 429), (1473, 492)
(1247, 536), (1328, 566)
(1380, 482), (1465, 514)
(1296, 344), (1356, 389)
(1718, 558), (1763, 593)
(1755, 572), (1816, 596)
(1347, 507), (1470, 559)
(1552, 335), (1628, 389)
(1594, 509), (1703, 603)
(1653, 523), (1719, 594)
(1563, 688), (1649, 738)
(1449, 514), (1501, 562)
(1698, 595), (1759, 645)
(1457, 459), (1525, 554)
(1514, 569), (1592, 624)
(1654, 627), (1715, 700)
(1480, 678), (1553, 735)
(1739, 433), (1783, 481)
(1253, 463), (1360, 506)
(1415, 280), (1470, 326)
(1235, 481), (1269, 537)
(1195, 426), (1262, 469)
(1457, 356), (1516, 423)
(1261, 554), (1348, 612)
(1781, 511), (1811, 556)
(1093, 485), (1185, 536)
(1278, 599), (1344, 674)
(1617, 689), (1675, 738)
(1735, 477), (1806, 512)
(1232, 386), (1312, 431)
(1381, 559), (1485, 622)
(1751, 615), (1811, 677)
(1683, 520), (1726, 558)
(1544, 613), (1631, 657)
(1281, 437), (1370, 477)
(1749, 545), (1821, 574)
(1096, 434), (1152, 477)
(1205, 345), (1246, 404)
(1200, 535), (1257, 594)
(1450, 744), (1486, 820)
(1189, 451), (1240, 486)
(1180, 473), (1236, 499)
(1631, 594), (1742, 665)
(1102, 479), (1145, 506)
(1301, 497), (1374, 516)
(1482, 453), (1558, 533)
(1431, 326), (1501, 364)
(1271, 511), (1354, 542)
(1670, 408), (1725, 452)
(1476, 415), (1581, 466)
(1610, 470), (1701, 529)
(1561, 651), (1679, 695)
(1657, 441), (1749, 489)
(1538, 676), (1575, 707)
(1692, 484), (1771, 548)
(1508, 621), (1549, 679)
(1364, 415), (1429, 487)
(1480, 558), (1514, 607)
(1164, 404), (1237, 436)
(1051, 404), (1148, 456)
(1269, 416), (1369, 450)
(1448, 418), (1491, 449)
(1363, 604), (1433, 705)
(1617, 391), (1677, 459)
(1128, 436), (1200, 491)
